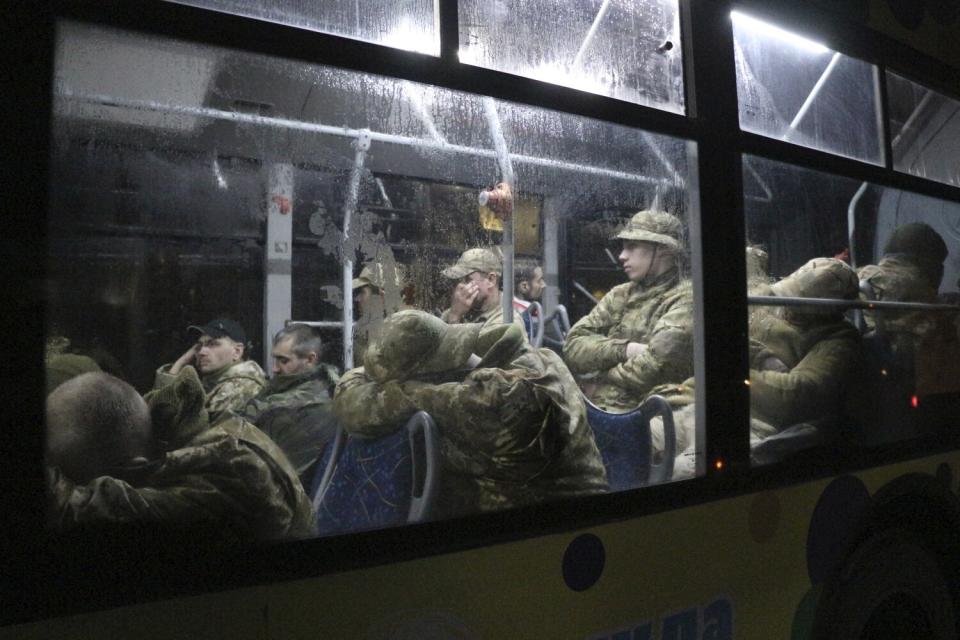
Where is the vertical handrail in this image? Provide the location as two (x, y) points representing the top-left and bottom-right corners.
(482, 97), (516, 324)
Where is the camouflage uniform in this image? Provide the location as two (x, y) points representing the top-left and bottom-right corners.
(749, 258), (861, 433)
(353, 262), (413, 366)
(49, 367), (316, 540)
(154, 359), (266, 421)
(238, 364), (340, 477)
(564, 210), (694, 414)
(334, 310), (608, 518)
(439, 247), (528, 337)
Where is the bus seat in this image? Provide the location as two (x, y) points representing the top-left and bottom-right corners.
(541, 304), (571, 352)
(313, 411), (440, 535)
(585, 395), (675, 490)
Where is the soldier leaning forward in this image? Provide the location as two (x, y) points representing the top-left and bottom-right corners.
(334, 310), (608, 519)
(48, 368), (316, 541)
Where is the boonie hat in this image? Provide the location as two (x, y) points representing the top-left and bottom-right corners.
(364, 310), (481, 382)
(352, 262), (405, 291)
(771, 257), (858, 302)
(441, 247), (502, 280)
(615, 209), (684, 250)
(188, 318), (247, 343)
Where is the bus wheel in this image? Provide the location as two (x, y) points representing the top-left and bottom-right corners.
(821, 528), (956, 640)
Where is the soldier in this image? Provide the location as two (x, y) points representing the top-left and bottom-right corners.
(155, 318), (266, 421)
(563, 209), (695, 414)
(352, 261), (412, 365)
(333, 310), (608, 518)
(239, 323), (340, 481)
(748, 257), (861, 438)
(47, 370), (316, 540)
(440, 247), (528, 336)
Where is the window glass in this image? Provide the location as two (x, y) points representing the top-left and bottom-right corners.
(887, 72), (960, 188)
(733, 11), (883, 164)
(743, 155), (960, 463)
(167, 0), (438, 54)
(48, 20), (701, 543)
(458, 0), (685, 112)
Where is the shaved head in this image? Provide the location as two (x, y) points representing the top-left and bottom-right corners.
(46, 372), (153, 483)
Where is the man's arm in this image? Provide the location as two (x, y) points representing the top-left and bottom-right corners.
(563, 287), (630, 375)
(332, 368), (419, 439)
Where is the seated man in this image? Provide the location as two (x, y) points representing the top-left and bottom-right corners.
(748, 257), (861, 445)
(333, 310), (608, 519)
(563, 209), (694, 413)
(239, 323), (340, 480)
(512, 258), (546, 315)
(440, 247), (528, 336)
(352, 261), (412, 365)
(47, 370), (316, 540)
(156, 318), (266, 420)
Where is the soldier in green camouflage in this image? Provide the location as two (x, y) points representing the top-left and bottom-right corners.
(333, 310), (608, 518)
(47, 369), (316, 540)
(239, 323), (340, 480)
(353, 261), (413, 366)
(154, 318), (266, 421)
(440, 247), (528, 337)
(563, 210), (694, 414)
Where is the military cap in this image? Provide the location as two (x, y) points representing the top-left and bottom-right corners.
(364, 310), (481, 382)
(352, 262), (405, 291)
(441, 247), (502, 280)
(771, 257), (858, 302)
(188, 318), (246, 343)
(615, 210), (685, 250)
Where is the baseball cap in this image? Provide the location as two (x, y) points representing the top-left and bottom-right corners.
(441, 247), (502, 280)
(187, 318), (247, 343)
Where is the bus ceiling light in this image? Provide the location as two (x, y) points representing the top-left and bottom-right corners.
(911, 395), (920, 408)
(730, 11), (830, 55)
(714, 459), (725, 471)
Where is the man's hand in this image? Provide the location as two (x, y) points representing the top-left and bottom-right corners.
(169, 344), (198, 375)
(625, 341), (648, 360)
(447, 281), (479, 323)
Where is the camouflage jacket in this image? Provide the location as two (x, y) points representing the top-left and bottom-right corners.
(155, 359), (266, 421)
(238, 365), (340, 477)
(49, 368), (316, 541)
(563, 269), (695, 413)
(441, 300), (529, 340)
(859, 255), (940, 343)
(334, 330), (608, 518)
(748, 312), (860, 431)
(354, 303), (415, 367)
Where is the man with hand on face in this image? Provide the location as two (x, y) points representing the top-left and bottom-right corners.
(239, 324), (339, 481)
(156, 318), (266, 421)
(563, 209), (694, 414)
(440, 247), (527, 336)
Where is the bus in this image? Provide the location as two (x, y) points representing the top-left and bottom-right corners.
(3, 0), (960, 637)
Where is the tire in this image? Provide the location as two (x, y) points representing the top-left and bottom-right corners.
(816, 528), (957, 640)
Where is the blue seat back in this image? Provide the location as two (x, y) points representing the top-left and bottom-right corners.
(312, 411), (440, 535)
(585, 395), (675, 491)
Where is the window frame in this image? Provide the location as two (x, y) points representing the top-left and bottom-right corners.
(5, 0), (960, 625)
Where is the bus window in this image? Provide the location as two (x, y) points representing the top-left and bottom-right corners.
(886, 72), (960, 188)
(732, 11), (883, 165)
(46, 19), (701, 542)
(458, 0), (685, 112)
(743, 155), (960, 462)
(165, 0), (439, 54)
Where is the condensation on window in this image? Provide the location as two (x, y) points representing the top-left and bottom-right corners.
(459, 0), (685, 112)
(48, 20), (701, 541)
(733, 11), (883, 165)
(743, 156), (960, 463)
(887, 72), (960, 188)
(167, 0), (439, 54)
